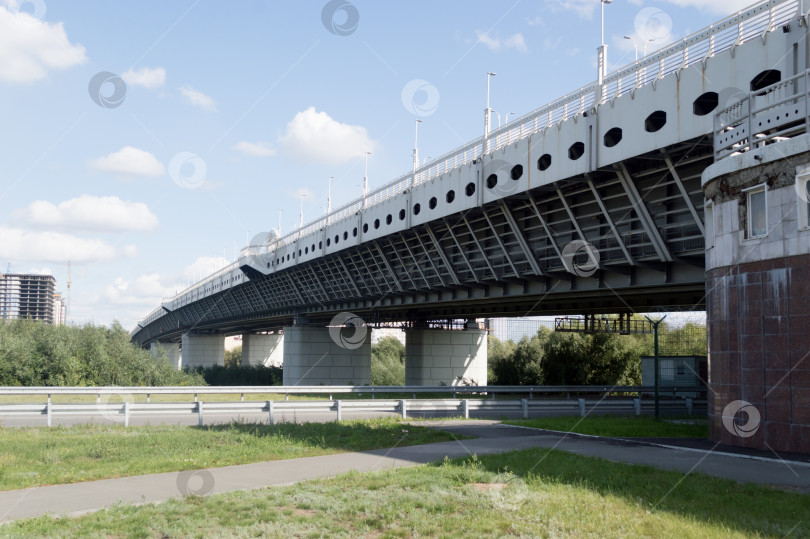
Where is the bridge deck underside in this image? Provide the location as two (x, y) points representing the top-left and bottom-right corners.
(136, 139), (711, 344)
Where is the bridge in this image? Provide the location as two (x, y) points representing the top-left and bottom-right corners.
(133, 0), (810, 453)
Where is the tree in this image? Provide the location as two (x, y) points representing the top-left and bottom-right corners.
(0, 319), (203, 387)
(225, 346), (242, 368)
(488, 328), (549, 385)
(371, 336), (405, 385)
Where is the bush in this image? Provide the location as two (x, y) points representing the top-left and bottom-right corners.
(371, 336), (405, 385)
(0, 319), (204, 386)
(191, 364), (282, 386)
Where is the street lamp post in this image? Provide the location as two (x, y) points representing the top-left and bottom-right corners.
(298, 193), (306, 234)
(485, 72), (496, 152)
(363, 152), (371, 200)
(598, 0), (612, 103)
(624, 35), (639, 62)
(412, 119), (422, 179)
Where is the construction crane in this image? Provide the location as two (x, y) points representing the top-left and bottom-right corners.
(66, 260), (71, 325)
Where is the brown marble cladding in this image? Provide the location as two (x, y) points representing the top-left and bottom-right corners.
(707, 253), (810, 453)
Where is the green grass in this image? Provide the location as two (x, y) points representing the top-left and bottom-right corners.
(505, 416), (708, 438)
(5, 447), (805, 537)
(0, 418), (457, 491)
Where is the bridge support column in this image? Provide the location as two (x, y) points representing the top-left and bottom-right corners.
(282, 325), (371, 385)
(180, 333), (225, 369)
(703, 137), (810, 454)
(150, 341), (182, 370)
(242, 332), (284, 367)
(405, 322), (487, 386)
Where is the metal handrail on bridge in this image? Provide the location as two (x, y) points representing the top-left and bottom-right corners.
(714, 69), (810, 158)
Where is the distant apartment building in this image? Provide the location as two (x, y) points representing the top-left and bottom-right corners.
(53, 293), (67, 326)
(0, 273), (57, 324)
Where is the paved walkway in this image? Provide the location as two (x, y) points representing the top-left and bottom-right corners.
(1, 421), (808, 523)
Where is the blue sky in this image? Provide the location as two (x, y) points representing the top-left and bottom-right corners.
(0, 0), (751, 328)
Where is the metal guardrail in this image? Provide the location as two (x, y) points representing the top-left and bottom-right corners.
(0, 396), (705, 427)
(0, 385), (706, 400)
(136, 0), (803, 329)
(714, 69), (810, 158)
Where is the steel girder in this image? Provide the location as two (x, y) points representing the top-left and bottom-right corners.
(133, 140), (710, 345)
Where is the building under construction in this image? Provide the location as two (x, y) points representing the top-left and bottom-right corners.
(0, 273), (57, 324)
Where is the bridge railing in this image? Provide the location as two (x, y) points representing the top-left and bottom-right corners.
(714, 69), (810, 159)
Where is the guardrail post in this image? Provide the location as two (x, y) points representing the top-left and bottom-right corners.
(371, 388), (375, 400)
(198, 401), (204, 427)
(577, 398), (586, 417)
(96, 392), (101, 404)
(400, 399), (407, 419)
(529, 389), (533, 400)
(267, 400), (275, 425)
(146, 393), (151, 403)
(521, 398), (528, 419)
(462, 399), (469, 419)
(686, 397), (693, 417)
(336, 400), (342, 421)
(240, 392), (244, 402)
(285, 394), (289, 401)
(633, 398), (641, 416)
(124, 401), (130, 427)
(329, 394), (333, 401)
(194, 393), (197, 403)
(46, 400), (52, 427)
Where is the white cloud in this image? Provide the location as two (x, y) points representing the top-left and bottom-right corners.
(180, 85), (217, 111)
(233, 141), (276, 157)
(286, 186), (315, 202)
(102, 274), (176, 306)
(279, 107), (376, 165)
(475, 31), (527, 53)
(0, 226), (135, 263)
(181, 256), (230, 282)
(122, 66), (165, 89)
(0, 4), (86, 83)
(526, 16), (544, 26)
(88, 146), (165, 177)
(16, 195), (159, 232)
(27, 267), (52, 275)
(545, 0), (596, 19)
(663, 0), (753, 14)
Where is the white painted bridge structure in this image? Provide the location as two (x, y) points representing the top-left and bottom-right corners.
(132, 0), (810, 444)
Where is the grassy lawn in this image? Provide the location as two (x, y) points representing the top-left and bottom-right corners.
(505, 416), (708, 438)
(5, 447), (805, 538)
(0, 418), (457, 491)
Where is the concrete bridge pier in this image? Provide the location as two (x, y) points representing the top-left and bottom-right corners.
(242, 332), (284, 367)
(180, 333), (225, 369)
(404, 321), (488, 386)
(703, 136), (810, 454)
(149, 341), (182, 369)
(282, 318), (371, 385)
